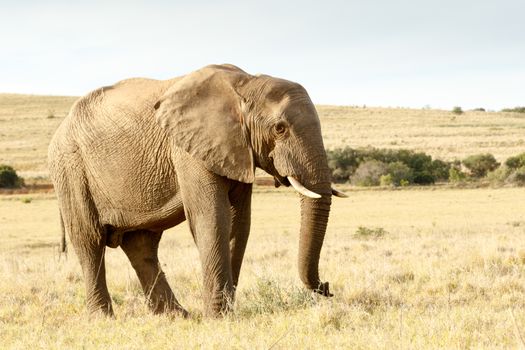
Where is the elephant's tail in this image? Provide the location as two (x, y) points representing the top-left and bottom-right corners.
(59, 211), (67, 253)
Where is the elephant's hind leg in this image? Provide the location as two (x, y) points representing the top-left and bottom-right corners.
(71, 231), (113, 316)
(121, 230), (187, 316)
(53, 155), (113, 316)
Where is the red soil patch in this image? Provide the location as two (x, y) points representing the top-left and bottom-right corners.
(0, 177), (277, 195)
(0, 184), (54, 195)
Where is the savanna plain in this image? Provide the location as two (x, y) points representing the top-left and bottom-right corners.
(1, 94), (525, 349)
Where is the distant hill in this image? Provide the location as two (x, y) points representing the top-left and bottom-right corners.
(1, 93), (524, 178)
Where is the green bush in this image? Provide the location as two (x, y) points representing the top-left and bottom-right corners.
(462, 154), (499, 178)
(327, 146), (359, 183)
(486, 166), (511, 185)
(452, 106), (463, 115)
(328, 148), (525, 187)
(351, 160), (387, 187)
(386, 161), (414, 186)
(506, 166), (525, 186)
(0, 165), (24, 188)
(331, 167), (351, 183)
(430, 159), (452, 181)
(327, 147), (445, 185)
(379, 174), (393, 187)
(400, 179), (410, 187)
(390, 150), (433, 184)
(501, 106), (525, 113)
(449, 167), (467, 183)
(505, 153), (525, 170)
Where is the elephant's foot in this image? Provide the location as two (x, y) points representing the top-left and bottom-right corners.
(204, 303), (232, 318)
(86, 298), (114, 318)
(148, 292), (188, 318)
(164, 305), (190, 319)
(152, 303), (189, 318)
(203, 288), (235, 317)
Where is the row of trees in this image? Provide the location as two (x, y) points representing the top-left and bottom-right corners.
(326, 147), (525, 187)
(2, 150), (524, 189)
(451, 106), (525, 114)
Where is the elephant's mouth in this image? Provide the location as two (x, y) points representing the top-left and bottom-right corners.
(273, 174), (290, 188)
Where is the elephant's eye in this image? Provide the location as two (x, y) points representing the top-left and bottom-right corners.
(274, 122), (287, 135)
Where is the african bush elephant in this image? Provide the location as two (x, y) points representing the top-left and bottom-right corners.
(48, 64), (346, 317)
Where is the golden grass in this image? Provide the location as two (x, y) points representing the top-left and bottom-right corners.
(2, 93), (525, 347)
(0, 94), (76, 178)
(2, 94), (525, 180)
(1, 187), (524, 348)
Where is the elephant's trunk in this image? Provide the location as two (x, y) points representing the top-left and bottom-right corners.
(297, 183), (332, 294)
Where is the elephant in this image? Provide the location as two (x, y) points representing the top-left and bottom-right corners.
(48, 64), (346, 317)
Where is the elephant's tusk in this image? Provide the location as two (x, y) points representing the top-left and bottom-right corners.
(331, 187), (348, 198)
(287, 177), (322, 199)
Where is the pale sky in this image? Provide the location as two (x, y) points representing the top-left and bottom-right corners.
(1, 0), (524, 110)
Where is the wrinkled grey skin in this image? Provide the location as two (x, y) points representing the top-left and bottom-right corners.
(48, 64), (336, 317)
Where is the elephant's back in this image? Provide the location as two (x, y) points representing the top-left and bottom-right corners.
(50, 78), (171, 155)
(51, 76), (182, 221)
(69, 77), (178, 125)
(59, 76), (185, 148)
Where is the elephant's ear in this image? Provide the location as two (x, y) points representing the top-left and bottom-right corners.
(154, 65), (255, 183)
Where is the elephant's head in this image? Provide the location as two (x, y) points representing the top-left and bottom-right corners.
(154, 64), (346, 295)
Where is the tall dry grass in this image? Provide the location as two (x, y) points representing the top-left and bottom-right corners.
(1, 187), (524, 348)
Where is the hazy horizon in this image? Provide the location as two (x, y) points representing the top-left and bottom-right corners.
(1, 0), (524, 110)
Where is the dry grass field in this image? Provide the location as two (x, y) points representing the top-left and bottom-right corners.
(0, 94), (76, 178)
(1, 188), (524, 348)
(316, 105), (525, 162)
(1, 93), (525, 348)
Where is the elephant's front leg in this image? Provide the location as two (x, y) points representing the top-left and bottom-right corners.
(176, 159), (235, 316)
(193, 212), (234, 316)
(229, 182), (252, 288)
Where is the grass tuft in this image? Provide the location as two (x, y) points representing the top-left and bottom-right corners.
(236, 278), (316, 318)
(353, 226), (388, 239)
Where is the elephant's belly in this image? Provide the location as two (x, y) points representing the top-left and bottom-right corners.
(98, 192), (186, 233)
